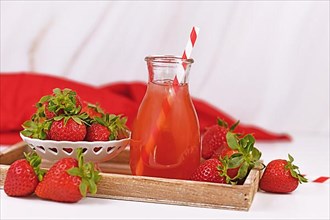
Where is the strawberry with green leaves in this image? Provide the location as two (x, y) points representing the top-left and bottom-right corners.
(191, 132), (262, 185)
(86, 114), (128, 141)
(190, 158), (227, 183)
(21, 88), (85, 140)
(21, 119), (52, 140)
(20, 88), (130, 142)
(202, 119), (239, 160)
(4, 152), (45, 197)
(36, 88), (83, 119)
(259, 154), (307, 193)
(211, 146), (237, 160)
(223, 132), (262, 184)
(81, 103), (105, 119)
(49, 115), (88, 141)
(35, 148), (101, 203)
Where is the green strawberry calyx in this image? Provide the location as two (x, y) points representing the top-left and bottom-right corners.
(83, 103), (105, 124)
(217, 156), (235, 184)
(24, 152), (46, 181)
(21, 118), (52, 139)
(285, 154), (308, 184)
(86, 103), (105, 115)
(94, 113), (128, 140)
(217, 118), (240, 132)
(53, 113), (89, 126)
(220, 132), (262, 184)
(67, 148), (102, 197)
(36, 88), (82, 116)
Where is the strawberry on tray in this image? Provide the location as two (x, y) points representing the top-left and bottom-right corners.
(20, 88), (131, 163)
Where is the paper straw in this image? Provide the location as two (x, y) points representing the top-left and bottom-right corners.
(177, 26), (199, 83)
(135, 27), (200, 175)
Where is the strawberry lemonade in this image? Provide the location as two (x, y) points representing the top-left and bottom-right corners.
(130, 56), (200, 179)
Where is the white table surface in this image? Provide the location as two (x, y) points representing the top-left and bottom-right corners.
(1, 132), (329, 219)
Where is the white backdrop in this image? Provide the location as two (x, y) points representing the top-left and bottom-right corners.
(1, 1), (329, 135)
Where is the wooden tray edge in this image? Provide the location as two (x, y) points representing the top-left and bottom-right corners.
(0, 142), (261, 211)
(0, 164), (260, 211)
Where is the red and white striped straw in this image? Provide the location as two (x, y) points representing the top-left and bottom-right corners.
(182, 26), (200, 59)
(176, 26), (200, 83)
(135, 26), (200, 175)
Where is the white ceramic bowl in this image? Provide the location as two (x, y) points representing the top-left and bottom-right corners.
(20, 132), (131, 163)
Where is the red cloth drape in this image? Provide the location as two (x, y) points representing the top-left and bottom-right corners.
(0, 73), (290, 145)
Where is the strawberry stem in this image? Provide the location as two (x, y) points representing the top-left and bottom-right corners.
(285, 154), (308, 184)
(67, 148), (101, 197)
(217, 156), (233, 184)
(217, 118), (228, 128)
(24, 152), (46, 181)
(229, 120), (240, 131)
(93, 113), (128, 140)
(222, 132), (262, 184)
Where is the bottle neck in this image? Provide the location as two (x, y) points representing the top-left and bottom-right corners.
(145, 55), (193, 85)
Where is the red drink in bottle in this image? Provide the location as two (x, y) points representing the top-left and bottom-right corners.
(130, 56), (200, 179)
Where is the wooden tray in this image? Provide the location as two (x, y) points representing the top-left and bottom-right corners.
(0, 142), (261, 211)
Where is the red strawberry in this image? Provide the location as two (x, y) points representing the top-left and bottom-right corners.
(21, 119), (51, 140)
(211, 146), (237, 159)
(37, 88), (83, 118)
(211, 148), (240, 179)
(4, 153), (44, 197)
(194, 132), (262, 185)
(259, 154), (307, 193)
(190, 159), (227, 183)
(223, 132), (262, 184)
(85, 114), (128, 141)
(44, 102), (56, 119)
(35, 158), (81, 202)
(49, 117), (87, 141)
(81, 103), (104, 119)
(35, 148), (101, 203)
(86, 123), (110, 141)
(202, 119), (239, 160)
(75, 95), (83, 110)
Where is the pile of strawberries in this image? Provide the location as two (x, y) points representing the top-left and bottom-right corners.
(5, 88), (124, 203)
(191, 118), (307, 193)
(21, 88), (128, 142)
(8, 87), (307, 199)
(4, 148), (101, 203)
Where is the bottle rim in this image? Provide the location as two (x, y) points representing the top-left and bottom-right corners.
(145, 55), (194, 64)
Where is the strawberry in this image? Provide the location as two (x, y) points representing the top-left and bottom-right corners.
(35, 148), (101, 203)
(21, 104), (53, 140)
(4, 152), (45, 197)
(21, 119), (51, 140)
(49, 117), (87, 141)
(43, 102), (57, 119)
(259, 154), (307, 193)
(193, 132), (262, 184)
(85, 114), (128, 141)
(211, 146), (237, 159)
(190, 159), (227, 183)
(211, 148), (240, 179)
(190, 157), (239, 184)
(223, 132), (262, 184)
(86, 123), (110, 141)
(36, 88), (83, 118)
(81, 103), (104, 119)
(202, 119), (239, 159)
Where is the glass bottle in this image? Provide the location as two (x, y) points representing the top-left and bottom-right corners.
(130, 55), (200, 180)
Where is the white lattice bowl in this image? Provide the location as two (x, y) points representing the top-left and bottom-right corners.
(20, 132), (131, 163)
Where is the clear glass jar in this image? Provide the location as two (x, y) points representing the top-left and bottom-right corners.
(130, 55), (200, 179)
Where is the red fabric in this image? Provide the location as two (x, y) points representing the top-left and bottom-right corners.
(0, 73), (291, 145)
